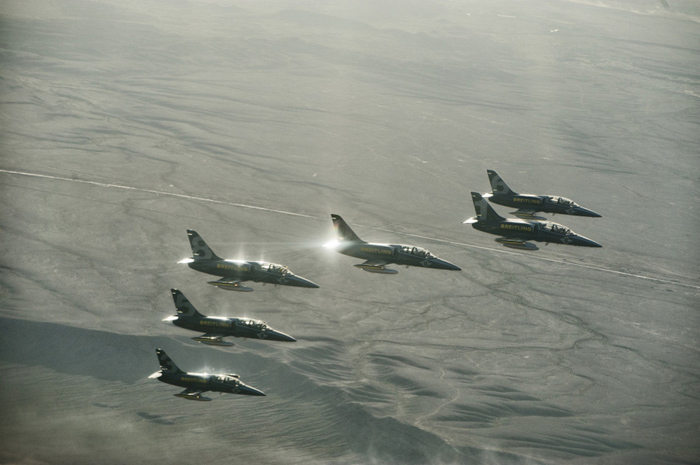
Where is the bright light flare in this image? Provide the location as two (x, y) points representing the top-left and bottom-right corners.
(323, 239), (339, 249)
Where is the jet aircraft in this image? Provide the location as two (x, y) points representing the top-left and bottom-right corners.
(328, 214), (461, 274)
(164, 289), (296, 346)
(179, 229), (319, 291)
(465, 192), (602, 250)
(484, 170), (601, 219)
(148, 348), (265, 400)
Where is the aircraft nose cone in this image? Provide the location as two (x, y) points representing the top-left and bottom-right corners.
(574, 206), (602, 218)
(267, 329), (297, 342)
(287, 276), (320, 288)
(433, 259), (462, 271)
(239, 384), (266, 396)
(576, 236), (603, 247)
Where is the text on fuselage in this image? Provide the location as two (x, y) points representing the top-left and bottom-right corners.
(500, 224), (533, 232)
(200, 320), (231, 328)
(216, 263), (249, 272)
(360, 247), (392, 255)
(513, 197), (543, 205)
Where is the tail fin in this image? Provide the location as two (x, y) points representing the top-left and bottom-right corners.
(472, 192), (505, 222)
(186, 230), (222, 260)
(171, 289), (205, 318)
(487, 170), (517, 195)
(330, 214), (363, 242)
(155, 348), (184, 374)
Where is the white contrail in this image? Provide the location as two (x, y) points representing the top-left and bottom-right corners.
(0, 168), (316, 219)
(2, 168), (697, 291)
(400, 231), (699, 290)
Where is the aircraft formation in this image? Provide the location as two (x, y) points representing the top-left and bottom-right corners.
(465, 170), (601, 250)
(150, 170), (601, 400)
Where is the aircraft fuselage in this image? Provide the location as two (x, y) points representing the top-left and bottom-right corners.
(156, 371), (265, 396)
(168, 315), (296, 342)
(337, 242), (461, 270)
(485, 193), (601, 217)
(186, 259), (319, 288)
(471, 219), (602, 247)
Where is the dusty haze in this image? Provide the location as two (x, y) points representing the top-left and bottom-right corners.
(1, 0), (698, 463)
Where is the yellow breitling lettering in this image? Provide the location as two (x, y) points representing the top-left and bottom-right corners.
(181, 377), (207, 384)
(513, 197), (542, 204)
(216, 264), (249, 272)
(199, 320), (231, 328)
(500, 224), (533, 232)
(360, 247), (392, 255)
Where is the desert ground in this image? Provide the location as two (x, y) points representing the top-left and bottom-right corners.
(1, 0), (698, 463)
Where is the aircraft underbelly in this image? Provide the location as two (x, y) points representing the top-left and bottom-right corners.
(495, 237), (539, 250)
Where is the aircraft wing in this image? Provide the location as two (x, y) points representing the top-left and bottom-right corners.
(511, 209), (546, 220)
(495, 237), (538, 250)
(360, 260), (388, 267)
(192, 333), (234, 347)
(353, 260), (398, 274)
(175, 388), (211, 401)
(207, 279), (254, 292)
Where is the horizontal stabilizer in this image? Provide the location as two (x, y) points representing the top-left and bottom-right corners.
(207, 281), (254, 292)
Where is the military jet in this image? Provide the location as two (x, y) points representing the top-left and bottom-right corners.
(484, 170), (601, 219)
(179, 229), (319, 291)
(327, 214), (461, 274)
(148, 348), (265, 400)
(464, 192), (602, 250)
(164, 289), (296, 347)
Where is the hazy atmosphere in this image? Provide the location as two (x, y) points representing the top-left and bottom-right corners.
(1, 0), (699, 463)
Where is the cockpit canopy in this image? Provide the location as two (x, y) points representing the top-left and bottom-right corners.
(263, 263), (290, 275)
(546, 196), (576, 207)
(237, 318), (268, 331)
(539, 222), (573, 235)
(400, 245), (434, 258)
(217, 374), (240, 384)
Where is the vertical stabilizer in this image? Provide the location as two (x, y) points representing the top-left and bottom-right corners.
(186, 230), (222, 260)
(171, 289), (205, 318)
(330, 214), (364, 243)
(487, 170), (517, 195)
(472, 192), (505, 222)
(155, 348), (184, 374)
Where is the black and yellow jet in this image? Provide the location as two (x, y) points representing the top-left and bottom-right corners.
(485, 170), (601, 219)
(179, 229), (319, 291)
(328, 214), (461, 274)
(148, 348), (265, 401)
(164, 289), (296, 347)
(465, 192), (602, 250)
